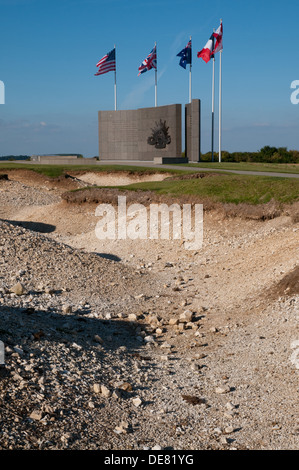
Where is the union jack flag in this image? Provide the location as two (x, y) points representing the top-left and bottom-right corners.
(138, 45), (157, 76)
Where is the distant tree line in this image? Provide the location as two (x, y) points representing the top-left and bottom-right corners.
(0, 155), (30, 161)
(197, 147), (299, 163)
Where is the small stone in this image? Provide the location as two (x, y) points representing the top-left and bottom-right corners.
(148, 315), (159, 323)
(195, 331), (204, 337)
(195, 353), (207, 360)
(94, 335), (104, 344)
(13, 346), (24, 356)
(10, 282), (26, 296)
(132, 397), (142, 407)
(215, 385), (231, 394)
(93, 383), (101, 394)
(29, 410), (43, 421)
(134, 294), (145, 299)
(119, 382), (133, 392)
(101, 385), (112, 398)
(220, 436), (229, 445)
(62, 304), (72, 314)
(45, 287), (54, 294)
(214, 427), (222, 435)
(179, 310), (193, 323)
(209, 327), (218, 333)
(224, 426), (234, 434)
(169, 318), (179, 326)
(128, 314), (137, 321)
(144, 335), (155, 343)
(114, 421), (130, 434)
(225, 402), (236, 411)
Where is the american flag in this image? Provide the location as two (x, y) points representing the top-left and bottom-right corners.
(95, 48), (116, 76)
(138, 45), (157, 76)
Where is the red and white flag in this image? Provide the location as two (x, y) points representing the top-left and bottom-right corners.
(212, 21), (223, 54)
(197, 35), (214, 63)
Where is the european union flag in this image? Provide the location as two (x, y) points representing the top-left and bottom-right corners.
(177, 39), (192, 69)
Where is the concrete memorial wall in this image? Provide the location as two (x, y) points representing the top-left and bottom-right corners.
(98, 99), (201, 163)
(98, 104), (182, 161)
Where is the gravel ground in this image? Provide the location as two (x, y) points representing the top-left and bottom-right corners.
(0, 170), (298, 450)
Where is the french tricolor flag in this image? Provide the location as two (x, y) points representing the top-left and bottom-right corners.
(197, 35), (215, 63)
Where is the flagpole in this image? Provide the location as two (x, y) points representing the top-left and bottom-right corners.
(114, 45), (117, 111)
(211, 30), (215, 163)
(189, 36), (192, 104)
(155, 41), (157, 107)
(219, 29), (222, 163)
(211, 55), (215, 162)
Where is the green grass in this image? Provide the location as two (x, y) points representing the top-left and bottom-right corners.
(112, 173), (299, 205)
(1, 162), (298, 206)
(0, 163), (189, 178)
(179, 161), (299, 174)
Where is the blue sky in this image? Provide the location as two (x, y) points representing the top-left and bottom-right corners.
(0, 0), (298, 157)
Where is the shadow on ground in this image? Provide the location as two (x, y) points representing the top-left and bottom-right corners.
(93, 252), (122, 262)
(4, 219), (56, 234)
(0, 302), (147, 356)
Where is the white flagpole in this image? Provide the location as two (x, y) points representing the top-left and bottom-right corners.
(212, 56), (215, 162)
(114, 45), (117, 111)
(189, 36), (192, 104)
(211, 31), (215, 163)
(219, 21), (222, 162)
(155, 41), (157, 107)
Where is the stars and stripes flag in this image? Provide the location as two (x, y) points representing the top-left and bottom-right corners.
(177, 39), (192, 69)
(95, 48), (116, 76)
(212, 21), (223, 54)
(138, 45), (157, 76)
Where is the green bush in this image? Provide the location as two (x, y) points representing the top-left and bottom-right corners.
(197, 146), (299, 163)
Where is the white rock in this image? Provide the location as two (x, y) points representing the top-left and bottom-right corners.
(132, 397), (142, 407)
(225, 402), (236, 411)
(179, 310), (193, 323)
(128, 314), (137, 321)
(101, 385), (112, 398)
(215, 385), (231, 394)
(93, 383), (101, 394)
(144, 335), (155, 343)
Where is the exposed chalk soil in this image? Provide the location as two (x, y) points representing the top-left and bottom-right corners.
(0, 170), (298, 450)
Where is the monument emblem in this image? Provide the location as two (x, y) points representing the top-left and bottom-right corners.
(147, 119), (171, 149)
